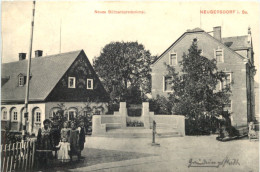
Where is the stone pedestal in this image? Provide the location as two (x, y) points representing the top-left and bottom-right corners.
(119, 102), (127, 128)
(92, 115), (106, 135)
(142, 102), (150, 129)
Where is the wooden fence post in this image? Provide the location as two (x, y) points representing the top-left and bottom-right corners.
(21, 142), (25, 170)
(18, 142), (22, 169)
(1, 140), (36, 172)
(6, 144), (10, 172)
(2, 144), (6, 172)
(31, 141), (35, 170)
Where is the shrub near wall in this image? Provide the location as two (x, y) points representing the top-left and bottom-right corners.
(1, 129), (22, 144)
(149, 95), (173, 114)
(127, 104), (142, 117)
(185, 116), (221, 135)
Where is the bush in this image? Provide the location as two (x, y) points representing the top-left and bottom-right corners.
(149, 95), (173, 114)
(107, 103), (120, 114)
(1, 129), (22, 144)
(185, 115), (221, 135)
(127, 104), (142, 117)
(127, 120), (144, 127)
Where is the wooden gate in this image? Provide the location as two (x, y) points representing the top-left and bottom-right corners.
(1, 141), (36, 172)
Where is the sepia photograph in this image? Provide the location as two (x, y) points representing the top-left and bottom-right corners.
(1, 1), (259, 171)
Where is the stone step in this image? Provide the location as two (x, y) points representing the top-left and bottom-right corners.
(105, 123), (122, 130)
(93, 128), (182, 138)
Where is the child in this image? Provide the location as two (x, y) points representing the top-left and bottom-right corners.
(60, 121), (70, 142)
(56, 138), (70, 162)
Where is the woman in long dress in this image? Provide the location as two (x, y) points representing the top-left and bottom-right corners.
(36, 119), (53, 168)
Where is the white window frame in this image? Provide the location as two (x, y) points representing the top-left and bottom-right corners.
(13, 111), (18, 121)
(169, 53), (177, 66)
(163, 76), (173, 92)
(35, 112), (41, 123)
(214, 48), (224, 63)
(50, 108), (60, 119)
(87, 79), (93, 90)
(68, 110), (77, 120)
(223, 73), (232, 88)
(219, 73), (232, 90)
(68, 77), (76, 88)
(34, 108), (42, 124)
(18, 75), (24, 86)
(2, 108), (7, 120)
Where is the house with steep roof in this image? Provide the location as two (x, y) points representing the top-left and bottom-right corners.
(151, 26), (256, 127)
(1, 50), (110, 134)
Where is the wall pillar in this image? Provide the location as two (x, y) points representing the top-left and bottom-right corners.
(119, 102), (127, 128)
(142, 102), (150, 129)
(92, 115), (106, 135)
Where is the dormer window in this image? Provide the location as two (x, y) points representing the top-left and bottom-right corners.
(87, 79), (93, 90)
(169, 53), (177, 66)
(214, 48), (224, 62)
(18, 74), (26, 86)
(68, 77), (76, 88)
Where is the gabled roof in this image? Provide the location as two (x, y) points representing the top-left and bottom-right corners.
(222, 35), (251, 50)
(152, 27), (247, 65)
(1, 50), (82, 102)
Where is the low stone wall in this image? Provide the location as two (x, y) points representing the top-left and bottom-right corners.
(92, 102), (185, 136)
(153, 115), (185, 136)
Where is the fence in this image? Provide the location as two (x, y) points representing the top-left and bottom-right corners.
(1, 141), (36, 172)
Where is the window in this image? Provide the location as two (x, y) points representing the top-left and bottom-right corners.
(164, 76), (173, 92)
(11, 108), (18, 121)
(169, 53), (177, 66)
(34, 108), (41, 123)
(13, 112), (18, 121)
(68, 108), (77, 120)
(223, 73), (231, 87)
(219, 73), (231, 90)
(215, 49), (224, 62)
(50, 108), (60, 119)
(68, 111), (76, 120)
(36, 112), (41, 123)
(87, 79), (93, 89)
(18, 75), (25, 86)
(68, 77), (76, 88)
(1, 108), (7, 120)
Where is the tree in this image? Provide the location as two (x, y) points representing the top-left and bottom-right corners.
(93, 41), (154, 103)
(166, 39), (231, 134)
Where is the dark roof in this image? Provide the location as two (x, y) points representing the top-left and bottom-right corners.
(1, 50), (82, 102)
(222, 35), (251, 50)
(152, 27), (247, 65)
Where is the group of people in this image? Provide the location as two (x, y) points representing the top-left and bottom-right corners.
(36, 118), (86, 167)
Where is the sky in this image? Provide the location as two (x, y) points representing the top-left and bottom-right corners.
(1, 1), (260, 80)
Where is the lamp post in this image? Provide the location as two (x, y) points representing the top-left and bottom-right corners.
(23, 1), (36, 141)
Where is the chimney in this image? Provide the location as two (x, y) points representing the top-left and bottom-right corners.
(213, 26), (221, 41)
(19, 53), (26, 61)
(35, 50), (43, 57)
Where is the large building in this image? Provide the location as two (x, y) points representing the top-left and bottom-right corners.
(1, 50), (109, 134)
(151, 26), (256, 127)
